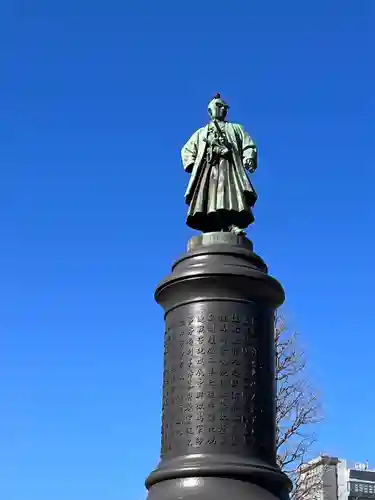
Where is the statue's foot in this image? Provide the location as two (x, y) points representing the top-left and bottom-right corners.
(229, 225), (246, 236)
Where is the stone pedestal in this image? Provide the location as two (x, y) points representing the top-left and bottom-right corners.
(145, 232), (291, 500)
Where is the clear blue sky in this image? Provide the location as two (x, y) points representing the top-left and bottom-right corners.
(0, 1), (374, 499)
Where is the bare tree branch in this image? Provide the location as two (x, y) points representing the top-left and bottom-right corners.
(275, 313), (323, 500)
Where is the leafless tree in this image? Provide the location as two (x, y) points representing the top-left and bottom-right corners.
(275, 313), (323, 500)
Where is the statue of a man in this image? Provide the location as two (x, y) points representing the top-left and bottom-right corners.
(182, 93), (257, 235)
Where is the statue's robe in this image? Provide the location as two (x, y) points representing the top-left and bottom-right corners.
(181, 121), (257, 232)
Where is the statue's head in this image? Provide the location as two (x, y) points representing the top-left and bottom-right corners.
(208, 93), (229, 121)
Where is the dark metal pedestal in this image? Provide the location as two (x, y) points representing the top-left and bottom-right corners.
(145, 232), (291, 500)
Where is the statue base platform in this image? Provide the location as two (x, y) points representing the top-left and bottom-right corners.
(145, 232), (291, 500)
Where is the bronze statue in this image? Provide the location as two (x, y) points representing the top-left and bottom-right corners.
(182, 93), (257, 235)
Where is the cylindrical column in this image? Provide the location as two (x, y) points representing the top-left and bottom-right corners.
(146, 233), (291, 500)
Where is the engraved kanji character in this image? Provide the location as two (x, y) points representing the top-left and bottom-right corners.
(196, 412), (204, 422)
(196, 403), (204, 411)
(232, 347), (239, 358)
(207, 391), (216, 398)
(207, 437), (217, 445)
(196, 437), (204, 446)
(220, 370), (229, 377)
(230, 313), (240, 323)
(197, 325), (204, 334)
(230, 405), (240, 413)
(231, 369), (241, 378)
(220, 379), (229, 388)
(218, 315), (227, 322)
(184, 404), (193, 413)
(197, 335), (204, 344)
(195, 368), (204, 377)
(196, 391), (204, 399)
(219, 412), (228, 421)
(207, 323), (215, 333)
(207, 414), (215, 422)
(231, 333), (241, 343)
(197, 314), (205, 323)
(220, 324), (228, 333)
(207, 313), (214, 321)
(186, 427), (194, 435)
(208, 335), (216, 345)
(208, 379), (216, 387)
(196, 424), (204, 433)
(247, 326), (255, 338)
(187, 337), (194, 346)
(196, 357), (204, 365)
(188, 316), (195, 325)
(196, 347), (205, 355)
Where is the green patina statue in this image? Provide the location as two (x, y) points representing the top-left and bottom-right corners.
(182, 93), (258, 235)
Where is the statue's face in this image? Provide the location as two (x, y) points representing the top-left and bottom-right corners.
(209, 101), (228, 121)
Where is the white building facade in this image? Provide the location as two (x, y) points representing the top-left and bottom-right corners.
(299, 456), (375, 500)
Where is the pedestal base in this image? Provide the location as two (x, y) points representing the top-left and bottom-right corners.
(146, 233), (291, 500)
(147, 476), (288, 500)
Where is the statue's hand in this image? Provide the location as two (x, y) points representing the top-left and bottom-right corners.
(219, 147), (230, 156)
(245, 159), (255, 173)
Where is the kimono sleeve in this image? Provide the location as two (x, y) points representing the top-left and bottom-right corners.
(236, 125), (257, 171)
(181, 130), (199, 173)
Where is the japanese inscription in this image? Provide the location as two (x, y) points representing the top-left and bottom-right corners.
(161, 302), (273, 458)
